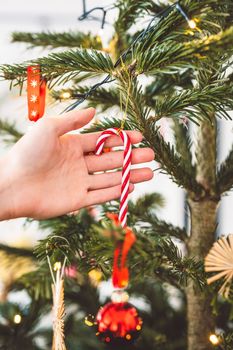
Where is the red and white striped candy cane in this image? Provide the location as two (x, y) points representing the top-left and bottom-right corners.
(95, 128), (132, 228)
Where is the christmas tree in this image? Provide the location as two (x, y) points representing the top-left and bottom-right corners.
(1, 1), (233, 349)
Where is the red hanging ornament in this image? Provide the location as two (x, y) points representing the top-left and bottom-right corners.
(27, 65), (46, 122)
(90, 128), (142, 346)
(96, 291), (142, 347)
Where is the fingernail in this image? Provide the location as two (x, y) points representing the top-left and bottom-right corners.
(129, 183), (135, 192)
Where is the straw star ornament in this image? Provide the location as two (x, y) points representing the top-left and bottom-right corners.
(52, 278), (66, 350)
(205, 235), (233, 298)
(46, 237), (68, 350)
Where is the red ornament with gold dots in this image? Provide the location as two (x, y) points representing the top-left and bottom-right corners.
(96, 291), (142, 347)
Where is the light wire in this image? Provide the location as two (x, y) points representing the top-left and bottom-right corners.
(64, 2), (193, 112)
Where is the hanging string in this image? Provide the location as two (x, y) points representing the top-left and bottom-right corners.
(118, 57), (132, 130)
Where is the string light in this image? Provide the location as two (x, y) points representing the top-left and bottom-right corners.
(66, 1), (198, 112)
(188, 19), (197, 29)
(61, 91), (71, 99)
(176, 4), (197, 29)
(209, 334), (220, 346)
(85, 314), (95, 327)
(79, 1), (114, 29)
(13, 314), (22, 324)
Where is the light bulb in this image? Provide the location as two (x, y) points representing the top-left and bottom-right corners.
(188, 19), (197, 29)
(14, 314), (22, 324)
(85, 314), (95, 327)
(209, 334), (220, 346)
(61, 91), (71, 99)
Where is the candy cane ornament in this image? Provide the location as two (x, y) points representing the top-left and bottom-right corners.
(95, 128), (132, 228)
(95, 128), (136, 289)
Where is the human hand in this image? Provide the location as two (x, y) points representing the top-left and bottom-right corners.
(0, 108), (154, 220)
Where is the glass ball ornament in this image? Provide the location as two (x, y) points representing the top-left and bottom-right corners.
(96, 291), (142, 347)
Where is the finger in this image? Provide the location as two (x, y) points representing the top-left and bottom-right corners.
(80, 130), (143, 153)
(88, 168), (153, 190)
(85, 148), (155, 173)
(55, 107), (96, 135)
(85, 183), (135, 207)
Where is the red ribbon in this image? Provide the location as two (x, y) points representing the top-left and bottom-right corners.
(107, 213), (136, 289)
(27, 66), (46, 122)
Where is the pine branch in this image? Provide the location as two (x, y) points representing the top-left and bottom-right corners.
(130, 197), (188, 241)
(0, 119), (23, 144)
(12, 31), (103, 49)
(0, 243), (34, 259)
(119, 78), (204, 195)
(217, 145), (233, 194)
(115, 0), (153, 33)
(150, 131), (205, 197)
(83, 79), (205, 196)
(141, 216), (188, 241)
(220, 332), (233, 350)
(0, 49), (114, 88)
(158, 238), (206, 289)
(72, 72), (102, 85)
(21, 208), (201, 299)
(58, 70), (194, 113)
(77, 220), (205, 290)
(4, 2), (232, 91)
(83, 116), (131, 133)
(101, 194), (188, 241)
(15, 265), (52, 300)
(130, 192), (165, 212)
(133, 27), (233, 75)
(51, 86), (120, 111)
(34, 210), (95, 263)
(138, 0), (233, 44)
(145, 69), (194, 100)
(150, 2), (167, 15)
(153, 83), (233, 124)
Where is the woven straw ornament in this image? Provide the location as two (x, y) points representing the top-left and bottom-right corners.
(205, 235), (233, 298)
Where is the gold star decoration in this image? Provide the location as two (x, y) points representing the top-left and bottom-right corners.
(205, 235), (233, 298)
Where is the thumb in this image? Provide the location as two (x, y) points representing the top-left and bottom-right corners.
(56, 107), (95, 135)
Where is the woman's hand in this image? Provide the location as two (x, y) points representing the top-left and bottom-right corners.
(0, 108), (154, 220)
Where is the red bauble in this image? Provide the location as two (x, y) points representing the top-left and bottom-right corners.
(96, 301), (142, 347)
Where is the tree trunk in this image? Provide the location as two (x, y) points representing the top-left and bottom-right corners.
(186, 118), (219, 350)
(187, 199), (217, 350)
